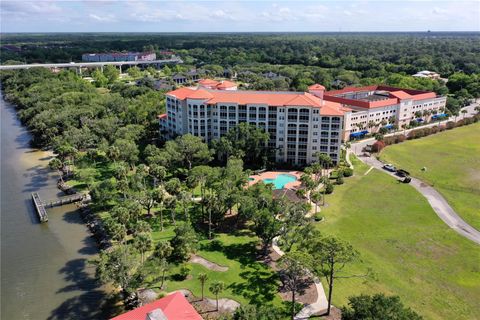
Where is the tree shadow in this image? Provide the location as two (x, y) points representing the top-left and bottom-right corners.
(48, 256), (122, 320)
(228, 263), (280, 305)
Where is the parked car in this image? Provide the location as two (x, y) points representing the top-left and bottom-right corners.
(396, 169), (410, 177)
(383, 164), (396, 172)
(364, 145), (373, 152)
(402, 176), (412, 183)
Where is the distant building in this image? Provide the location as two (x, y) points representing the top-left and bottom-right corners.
(172, 73), (188, 84)
(82, 52), (156, 62)
(323, 85), (446, 140)
(412, 70), (441, 80)
(1, 45), (21, 52)
(110, 292), (202, 320)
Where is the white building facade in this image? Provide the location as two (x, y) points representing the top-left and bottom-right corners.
(161, 85), (345, 165)
(324, 85), (446, 140)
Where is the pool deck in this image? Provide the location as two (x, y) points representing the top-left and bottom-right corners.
(249, 170), (302, 190)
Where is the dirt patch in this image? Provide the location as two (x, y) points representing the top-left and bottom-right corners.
(263, 247), (318, 305)
(190, 254), (228, 272)
(319, 306), (342, 320)
(179, 289), (240, 319)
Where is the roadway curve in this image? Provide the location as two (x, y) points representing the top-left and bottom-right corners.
(351, 151), (480, 245)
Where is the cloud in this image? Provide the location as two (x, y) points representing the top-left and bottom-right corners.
(89, 13), (116, 22)
(259, 5), (297, 22)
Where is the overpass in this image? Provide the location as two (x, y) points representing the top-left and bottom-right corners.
(0, 58), (183, 71)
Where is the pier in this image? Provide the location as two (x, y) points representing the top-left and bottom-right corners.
(31, 192), (48, 223)
(31, 192), (88, 223)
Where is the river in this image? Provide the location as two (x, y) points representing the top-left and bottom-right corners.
(1, 95), (114, 319)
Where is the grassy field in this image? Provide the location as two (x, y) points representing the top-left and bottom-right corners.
(380, 123), (480, 230)
(145, 229), (285, 308)
(316, 155), (480, 320)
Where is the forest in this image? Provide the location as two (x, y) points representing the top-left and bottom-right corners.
(2, 32), (479, 113)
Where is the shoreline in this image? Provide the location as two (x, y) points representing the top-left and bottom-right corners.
(1, 91), (117, 319)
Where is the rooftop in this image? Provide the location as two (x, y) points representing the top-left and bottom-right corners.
(110, 292), (202, 320)
(324, 85), (437, 109)
(167, 87), (345, 116)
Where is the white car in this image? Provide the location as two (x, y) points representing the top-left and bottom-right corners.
(383, 164), (396, 172)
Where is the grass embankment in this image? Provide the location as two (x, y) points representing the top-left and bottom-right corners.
(380, 123), (480, 230)
(316, 155), (480, 320)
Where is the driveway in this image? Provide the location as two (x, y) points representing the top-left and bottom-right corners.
(353, 153), (480, 245)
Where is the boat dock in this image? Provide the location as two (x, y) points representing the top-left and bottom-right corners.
(31, 192), (48, 223)
(31, 192), (87, 223)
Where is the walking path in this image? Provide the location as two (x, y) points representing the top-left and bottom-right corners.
(190, 254), (229, 272)
(272, 237), (329, 319)
(354, 153), (480, 245)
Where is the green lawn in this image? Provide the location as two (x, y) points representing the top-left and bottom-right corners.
(316, 155), (480, 320)
(145, 229), (284, 308)
(380, 123), (480, 230)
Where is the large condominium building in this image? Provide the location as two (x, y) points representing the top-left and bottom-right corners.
(160, 83), (347, 165)
(324, 85), (447, 140)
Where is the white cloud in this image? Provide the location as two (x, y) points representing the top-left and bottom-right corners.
(89, 13), (116, 22)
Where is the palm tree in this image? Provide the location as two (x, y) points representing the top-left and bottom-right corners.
(317, 154), (333, 206)
(209, 281), (225, 311)
(133, 232), (152, 263)
(461, 109), (468, 118)
(198, 273), (209, 300)
(474, 106), (480, 115)
(158, 258), (169, 289)
(311, 191), (322, 214)
(178, 190), (192, 221)
(107, 145), (120, 163)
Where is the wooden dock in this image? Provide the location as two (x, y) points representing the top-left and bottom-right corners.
(31, 192), (48, 223)
(31, 192), (88, 223)
(44, 194), (86, 207)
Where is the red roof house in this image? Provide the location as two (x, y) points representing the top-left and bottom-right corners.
(110, 292), (203, 320)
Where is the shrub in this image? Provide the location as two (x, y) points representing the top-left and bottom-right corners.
(324, 182), (334, 194)
(446, 121), (456, 130)
(336, 175), (344, 185)
(314, 213), (324, 222)
(430, 126), (439, 134)
(371, 140), (385, 152)
(343, 167), (354, 177)
(396, 134), (406, 143)
(178, 264), (192, 280)
(456, 119), (465, 127)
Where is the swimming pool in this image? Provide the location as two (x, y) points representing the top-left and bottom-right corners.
(262, 174), (297, 190)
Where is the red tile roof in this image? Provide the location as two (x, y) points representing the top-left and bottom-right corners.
(324, 85), (438, 109)
(198, 79), (220, 86)
(166, 88), (345, 115)
(388, 91), (413, 100)
(110, 292), (202, 320)
(308, 84), (326, 90)
(216, 80), (237, 89)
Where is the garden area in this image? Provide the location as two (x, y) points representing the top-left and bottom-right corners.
(315, 155), (480, 320)
(380, 122), (480, 230)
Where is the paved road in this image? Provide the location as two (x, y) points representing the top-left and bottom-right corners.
(351, 140), (480, 245)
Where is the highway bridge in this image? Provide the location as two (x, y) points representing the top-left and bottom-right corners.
(0, 58), (183, 71)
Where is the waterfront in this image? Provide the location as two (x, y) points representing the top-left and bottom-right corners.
(1, 95), (112, 319)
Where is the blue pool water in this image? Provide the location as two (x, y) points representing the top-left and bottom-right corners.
(262, 174), (297, 189)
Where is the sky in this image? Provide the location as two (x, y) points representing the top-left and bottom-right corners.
(1, 0), (479, 33)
